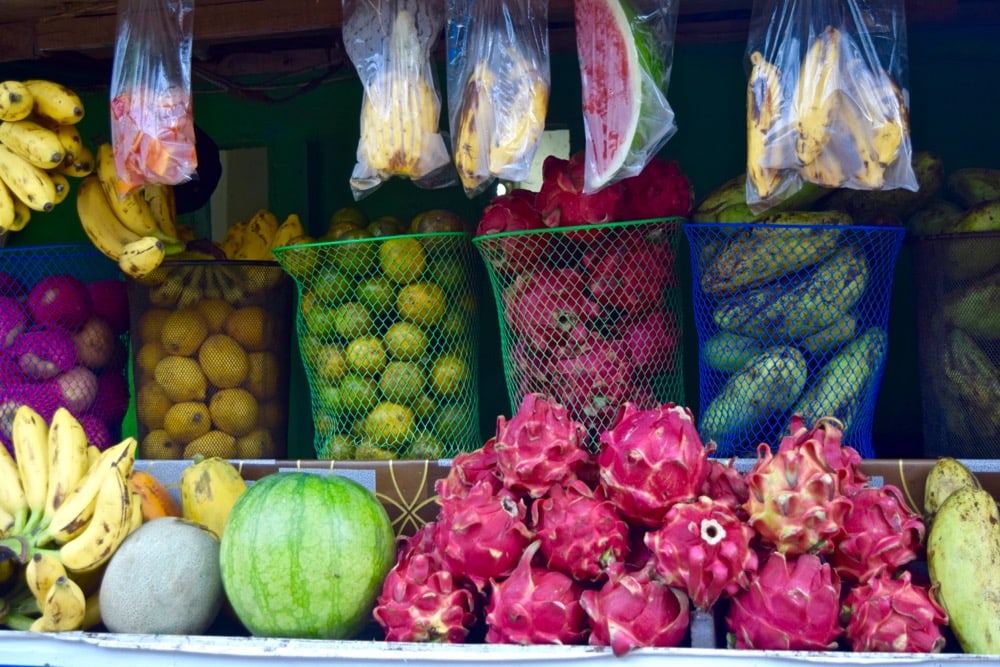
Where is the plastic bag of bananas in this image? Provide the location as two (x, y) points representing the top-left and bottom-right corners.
(744, 0), (917, 213)
(344, 0), (453, 199)
(446, 0), (551, 197)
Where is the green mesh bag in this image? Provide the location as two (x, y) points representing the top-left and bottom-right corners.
(274, 232), (480, 460)
(473, 218), (685, 445)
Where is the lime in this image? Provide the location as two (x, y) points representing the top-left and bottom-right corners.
(410, 392), (438, 420)
(303, 304), (340, 339)
(354, 439), (398, 461)
(383, 322), (429, 361)
(338, 374), (379, 414)
(430, 354), (470, 397)
(407, 431), (447, 460)
(332, 302), (373, 340)
(409, 209), (466, 234)
(314, 384), (343, 413)
(379, 361), (426, 404)
(275, 238), (320, 280)
(345, 335), (387, 376)
(397, 281), (447, 328)
(357, 277), (397, 318)
(328, 206), (368, 233)
(362, 402), (416, 448)
(428, 259), (468, 292)
(379, 237), (427, 284)
(366, 216), (406, 238)
(313, 344), (348, 383)
(434, 403), (475, 448)
(308, 269), (355, 304)
(436, 308), (470, 340)
(317, 433), (356, 460)
(333, 229), (377, 275)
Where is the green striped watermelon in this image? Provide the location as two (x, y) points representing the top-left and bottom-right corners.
(576, 0), (676, 192)
(219, 472), (396, 639)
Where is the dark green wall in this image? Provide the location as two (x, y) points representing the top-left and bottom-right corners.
(7, 21), (998, 458)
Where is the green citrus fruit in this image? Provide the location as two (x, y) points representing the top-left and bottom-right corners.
(338, 374), (379, 414)
(328, 206), (368, 232)
(379, 361), (426, 404)
(317, 433), (356, 460)
(407, 431), (447, 459)
(396, 281), (447, 328)
(366, 216), (406, 238)
(383, 322), (429, 361)
(434, 403), (475, 448)
(333, 229), (377, 276)
(345, 336), (387, 376)
(308, 269), (355, 304)
(379, 237), (427, 284)
(356, 277), (397, 319)
(332, 302), (373, 340)
(362, 402), (416, 448)
(430, 354), (470, 397)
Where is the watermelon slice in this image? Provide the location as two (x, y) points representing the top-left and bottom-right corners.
(576, 0), (676, 193)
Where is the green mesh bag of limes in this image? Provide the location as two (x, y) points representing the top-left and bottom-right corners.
(274, 232), (480, 460)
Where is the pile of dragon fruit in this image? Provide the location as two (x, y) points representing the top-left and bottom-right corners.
(373, 393), (948, 654)
(473, 153), (694, 434)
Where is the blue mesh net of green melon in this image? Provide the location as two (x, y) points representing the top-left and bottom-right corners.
(684, 223), (905, 458)
(275, 233), (481, 460)
(475, 219), (685, 449)
(0, 245), (130, 455)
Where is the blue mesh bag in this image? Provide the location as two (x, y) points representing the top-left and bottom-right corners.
(683, 222), (904, 457)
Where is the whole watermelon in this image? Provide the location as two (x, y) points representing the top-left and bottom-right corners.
(219, 472), (396, 639)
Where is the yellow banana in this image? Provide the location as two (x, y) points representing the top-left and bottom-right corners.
(219, 219), (248, 259)
(29, 575), (87, 632)
(57, 144), (94, 178)
(34, 437), (136, 548)
(0, 441), (29, 536)
(43, 407), (90, 527)
(8, 195), (31, 232)
(50, 171), (70, 205)
(0, 143), (57, 212)
(271, 212), (306, 249)
(747, 51), (785, 199)
(95, 142), (164, 239)
(142, 182), (178, 240)
(23, 80), (85, 125)
(118, 235), (168, 279)
(834, 89), (885, 189)
(489, 50), (548, 178)
(0, 505), (14, 536)
(800, 134), (848, 188)
(25, 551), (68, 607)
(59, 467), (133, 573)
(86, 444), (101, 470)
(81, 590), (102, 630)
(76, 175), (143, 261)
(0, 178), (14, 229)
(50, 122), (83, 163)
(0, 80), (34, 121)
(453, 63), (494, 193)
(11, 405), (49, 532)
(794, 26), (841, 169)
(180, 456), (248, 539)
(0, 118), (65, 169)
(176, 264), (206, 308)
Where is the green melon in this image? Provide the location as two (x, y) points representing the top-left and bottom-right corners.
(219, 472), (396, 639)
(576, 0), (673, 191)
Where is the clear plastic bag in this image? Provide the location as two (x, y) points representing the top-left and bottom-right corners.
(574, 0), (679, 194)
(344, 0), (453, 199)
(109, 0), (197, 196)
(446, 0), (551, 198)
(745, 0), (917, 212)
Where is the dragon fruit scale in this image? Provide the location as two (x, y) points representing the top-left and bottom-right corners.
(475, 190), (551, 276)
(484, 541), (589, 645)
(374, 523), (480, 643)
(580, 562), (690, 656)
(644, 496), (759, 611)
(435, 479), (534, 591)
(503, 267), (601, 355)
(434, 438), (501, 503)
(830, 484), (926, 585)
(597, 402), (713, 528)
(726, 551), (843, 651)
(620, 309), (680, 377)
(782, 415), (868, 496)
(581, 238), (672, 315)
(618, 156), (695, 221)
(701, 457), (750, 516)
(549, 338), (634, 434)
(530, 479), (630, 582)
(743, 425), (854, 556)
(493, 393), (591, 499)
(536, 152), (625, 233)
(843, 570), (948, 653)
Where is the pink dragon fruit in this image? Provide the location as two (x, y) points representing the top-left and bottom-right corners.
(549, 338), (634, 433)
(493, 393), (591, 499)
(644, 496), (759, 610)
(503, 267), (601, 355)
(597, 402), (713, 527)
(374, 522), (480, 643)
(484, 541), (588, 645)
(843, 570), (948, 653)
(743, 423), (854, 555)
(0, 296), (28, 349)
(581, 238), (672, 314)
(781, 415), (868, 495)
(530, 479), (630, 582)
(619, 309), (680, 377)
(434, 438), (502, 503)
(435, 479), (534, 591)
(580, 562), (690, 656)
(701, 458), (750, 515)
(726, 551), (843, 651)
(830, 484), (926, 584)
(475, 190), (551, 276)
(536, 152), (626, 241)
(510, 341), (552, 397)
(618, 156), (695, 221)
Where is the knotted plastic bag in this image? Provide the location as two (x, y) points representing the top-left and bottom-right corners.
(110, 0), (197, 196)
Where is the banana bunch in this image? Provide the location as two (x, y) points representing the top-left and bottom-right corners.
(0, 79), (92, 234)
(747, 26), (910, 203)
(0, 406), (140, 632)
(356, 9), (449, 184)
(453, 48), (549, 194)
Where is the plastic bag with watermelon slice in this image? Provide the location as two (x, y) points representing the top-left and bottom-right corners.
(574, 0), (680, 194)
(744, 0), (916, 213)
(109, 0), (197, 197)
(446, 0), (551, 198)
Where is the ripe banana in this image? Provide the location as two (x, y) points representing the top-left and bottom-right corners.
(11, 406), (49, 533)
(118, 235), (168, 279)
(95, 142), (163, 239)
(233, 209), (277, 261)
(142, 182), (178, 240)
(453, 62), (495, 193)
(489, 51), (548, 179)
(49, 171), (70, 205)
(30, 575), (87, 632)
(0, 178), (14, 230)
(794, 26), (841, 169)
(0, 118), (64, 169)
(25, 551), (67, 607)
(43, 407), (90, 527)
(0, 80), (34, 121)
(180, 456), (247, 538)
(50, 122), (83, 163)
(0, 439), (29, 536)
(57, 143), (94, 178)
(59, 465), (134, 573)
(0, 505), (14, 536)
(747, 51), (785, 199)
(271, 213), (306, 249)
(219, 219), (248, 259)
(23, 80), (85, 125)
(0, 143), (57, 212)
